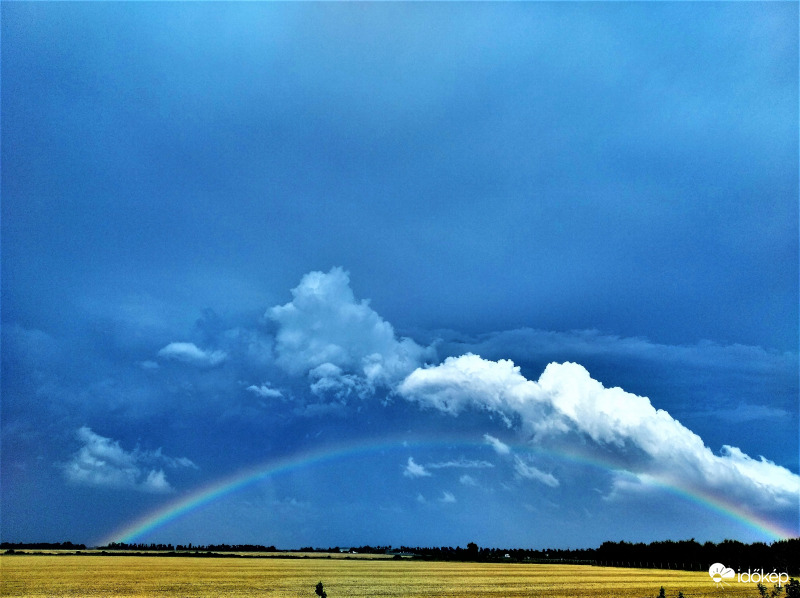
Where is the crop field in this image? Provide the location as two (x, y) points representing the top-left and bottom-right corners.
(0, 554), (765, 598)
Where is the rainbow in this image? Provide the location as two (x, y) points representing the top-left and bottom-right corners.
(97, 437), (798, 547)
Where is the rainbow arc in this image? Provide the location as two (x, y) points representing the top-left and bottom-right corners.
(98, 437), (798, 547)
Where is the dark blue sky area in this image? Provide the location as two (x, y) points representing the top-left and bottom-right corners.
(2, 2), (798, 548)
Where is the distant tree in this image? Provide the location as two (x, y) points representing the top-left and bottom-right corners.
(315, 581), (327, 598)
(658, 587), (666, 598)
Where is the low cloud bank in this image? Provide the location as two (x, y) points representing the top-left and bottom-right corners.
(399, 354), (799, 510)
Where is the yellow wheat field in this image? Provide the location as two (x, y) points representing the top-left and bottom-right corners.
(0, 555), (765, 598)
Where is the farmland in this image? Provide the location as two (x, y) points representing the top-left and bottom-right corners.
(0, 554), (766, 598)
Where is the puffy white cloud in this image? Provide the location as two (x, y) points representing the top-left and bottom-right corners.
(399, 354), (536, 418)
(63, 427), (148, 491)
(460, 474), (478, 486)
(403, 457), (431, 478)
(62, 427), (195, 493)
(399, 354), (800, 511)
(715, 446), (800, 508)
(157, 342), (227, 367)
(268, 268), (434, 390)
(246, 383), (283, 399)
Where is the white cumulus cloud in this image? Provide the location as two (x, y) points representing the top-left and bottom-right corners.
(62, 427), (195, 493)
(268, 268), (434, 392)
(398, 354), (800, 511)
(157, 342), (227, 367)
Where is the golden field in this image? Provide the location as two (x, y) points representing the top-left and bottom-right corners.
(0, 554), (765, 598)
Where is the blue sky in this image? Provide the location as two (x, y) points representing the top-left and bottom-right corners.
(2, 2), (798, 549)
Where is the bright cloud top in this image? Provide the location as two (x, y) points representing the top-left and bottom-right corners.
(62, 427), (196, 494)
(268, 267), (435, 395)
(398, 354), (800, 511)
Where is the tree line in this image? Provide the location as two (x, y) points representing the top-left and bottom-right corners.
(399, 538), (799, 573)
(98, 537), (800, 573)
(1, 541), (87, 550)
(5, 537), (798, 574)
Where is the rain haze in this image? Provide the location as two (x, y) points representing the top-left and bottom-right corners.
(1, 2), (798, 549)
